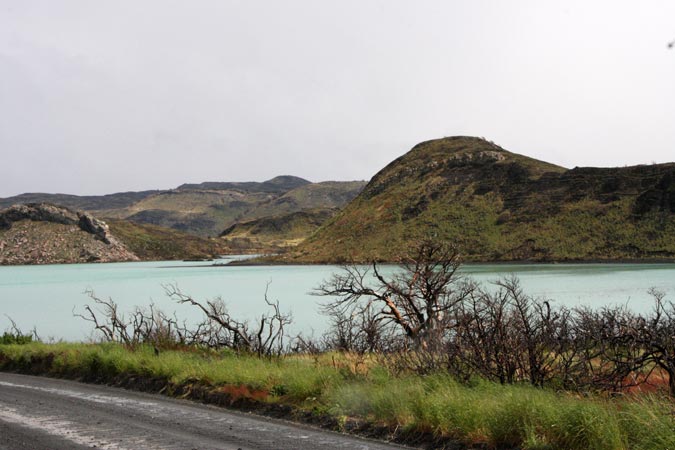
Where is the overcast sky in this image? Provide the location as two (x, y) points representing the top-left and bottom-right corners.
(1, 1), (675, 197)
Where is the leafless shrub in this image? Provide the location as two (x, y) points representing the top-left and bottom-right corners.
(290, 332), (326, 354)
(320, 302), (396, 354)
(163, 283), (291, 357)
(576, 289), (675, 396)
(639, 288), (675, 396)
(448, 277), (577, 387)
(75, 284), (292, 357)
(566, 304), (640, 392)
(75, 289), (193, 348)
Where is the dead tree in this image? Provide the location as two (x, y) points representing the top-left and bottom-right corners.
(497, 276), (566, 387)
(316, 239), (475, 354)
(255, 283), (293, 357)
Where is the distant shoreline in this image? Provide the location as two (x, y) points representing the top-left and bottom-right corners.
(2, 256), (675, 268)
(223, 256), (675, 267)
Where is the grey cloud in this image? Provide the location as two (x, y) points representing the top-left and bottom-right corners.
(1, 0), (675, 196)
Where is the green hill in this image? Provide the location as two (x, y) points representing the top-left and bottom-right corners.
(283, 136), (675, 263)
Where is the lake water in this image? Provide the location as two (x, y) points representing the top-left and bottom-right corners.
(1, 257), (674, 342)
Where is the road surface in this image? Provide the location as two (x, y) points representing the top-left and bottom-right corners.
(0, 372), (411, 450)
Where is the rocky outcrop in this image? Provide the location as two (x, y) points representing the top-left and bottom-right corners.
(0, 203), (78, 229)
(0, 203), (116, 243)
(0, 203), (139, 265)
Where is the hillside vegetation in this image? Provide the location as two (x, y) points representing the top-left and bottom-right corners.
(285, 136), (675, 263)
(107, 220), (225, 261)
(243, 181), (367, 220)
(219, 208), (337, 253)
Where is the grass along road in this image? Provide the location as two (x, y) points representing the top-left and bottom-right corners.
(0, 371), (408, 450)
(1, 343), (674, 449)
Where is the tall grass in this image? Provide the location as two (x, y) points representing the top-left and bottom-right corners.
(328, 374), (675, 449)
(1, 342), (673, 450)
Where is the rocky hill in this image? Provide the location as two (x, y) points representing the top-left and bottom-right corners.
(0, 204), (225, 265)
(283, 136), (675, 263)
(0, 204), (139, 265)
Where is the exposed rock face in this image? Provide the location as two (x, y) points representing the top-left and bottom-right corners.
(0, 203), (139, 265)
(0, 203), (77, 229)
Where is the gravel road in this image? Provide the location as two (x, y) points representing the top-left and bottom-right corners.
(0, 372), (411, 450)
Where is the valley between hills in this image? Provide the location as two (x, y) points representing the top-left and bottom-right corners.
(2, 136), (675, 265)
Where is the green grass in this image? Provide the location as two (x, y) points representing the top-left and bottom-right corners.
(1, 342), (674, 450)
(0, 332), (33, 345)
(327, 375), (675, 450)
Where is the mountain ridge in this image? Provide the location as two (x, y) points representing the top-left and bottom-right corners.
(0, 177), (367, 238)
(176, 175), (311, 193)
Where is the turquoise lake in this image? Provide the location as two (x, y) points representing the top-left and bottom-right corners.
(1, 257), (674, 341)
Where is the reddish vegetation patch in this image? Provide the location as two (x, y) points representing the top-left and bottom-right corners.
(218, 384), (269, 403)
(623, 370), (670, 395)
